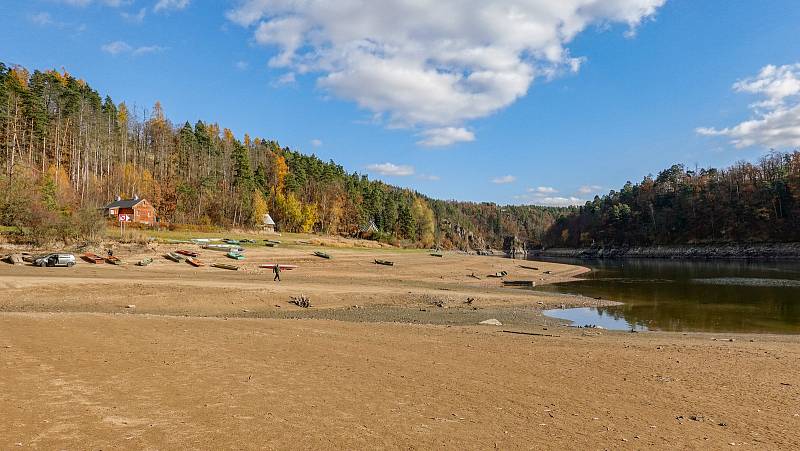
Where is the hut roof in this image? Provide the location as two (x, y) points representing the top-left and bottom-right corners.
(104, 196), (145, 209)
(263, 214), (276, 226)
(360, 220), (378, 233)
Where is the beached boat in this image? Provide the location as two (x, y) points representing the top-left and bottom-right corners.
(374, 259), (394, 266)
(165, 252), (185, 262)
(82, 253), (105, 264)
(203, 244), (244, 252)
(502, 280), (535, 287)
(430, 252), (444, 258)
(211, 263), (239, 271)
(313, 251), (331, 259)
(518, 265), (540, 271)
(176, 249), (199, 257)
(259, 264), (298, 270)
(136, 257), (154, 267)
(105, 256), (125, 265)
(186, 257), (205, 267)
(223, 239), (240, 245)
(264, 242), (278, 247)
(226, 251), (245, 260)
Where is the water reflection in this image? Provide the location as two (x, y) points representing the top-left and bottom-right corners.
(534, 258), (800, 334)
(544, 307), (648, 332)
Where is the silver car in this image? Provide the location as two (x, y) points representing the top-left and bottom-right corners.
(34, 253), (76, 267)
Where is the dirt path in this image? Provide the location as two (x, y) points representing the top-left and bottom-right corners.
(1, 244), (798, 449)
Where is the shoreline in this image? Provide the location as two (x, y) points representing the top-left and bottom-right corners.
(528, 243), (800, 261)
(532, 242), (800, 260)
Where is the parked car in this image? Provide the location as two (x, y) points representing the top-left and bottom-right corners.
(34, 253), (76, 267)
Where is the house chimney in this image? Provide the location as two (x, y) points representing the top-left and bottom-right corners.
(115, 195), (121, 201)
(133, 194), (139, 200)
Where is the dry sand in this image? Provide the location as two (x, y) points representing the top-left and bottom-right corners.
(1, 242), (799, 449)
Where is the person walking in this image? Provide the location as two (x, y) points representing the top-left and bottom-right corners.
(273, 263), (281, 282)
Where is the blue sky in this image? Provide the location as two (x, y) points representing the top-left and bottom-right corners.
(2, 0), (799, 206)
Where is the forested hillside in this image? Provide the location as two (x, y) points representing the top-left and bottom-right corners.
(0, 62), (562, 247)
(544, 152), (800, 248)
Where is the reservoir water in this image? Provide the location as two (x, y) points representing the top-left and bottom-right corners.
(535, 258), (800, 334)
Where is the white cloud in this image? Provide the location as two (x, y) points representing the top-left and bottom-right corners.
(492, 175), (517, 185)
(529, 186), (558, 194)
(366, 162), (415, 177)
(273, 72), (296, 86)
(515, 185), (589, 206)
(30, 12), (53, 26)
(58, 0), (129, 6)
(535, 196), (585, 207)
(514, 193), (585, 206)
(101, 41), (164, 56)
(418, 174), (441, 181)
(698, 63), (800, 149)
(417, 127), (475, 147)
(235, 60), (249, 70)
(733, 64), (800, 108)
(310, 139), (323, 147)
(132, 45), (165, 56)
(101, 41), (132, 55)
(121, 7), (146, 23)
(154, 0), (190, 13)
(578, 184), (603, 194)
(227, 0), (665, 146)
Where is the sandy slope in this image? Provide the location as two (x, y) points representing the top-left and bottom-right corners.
(1, 244), (798, 449)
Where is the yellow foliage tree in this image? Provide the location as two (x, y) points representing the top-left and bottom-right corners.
(274, 191), (304, 232)
(274, 155), (288, 192)
(411, 198), (436, 248)
(251, 190), (268, 226)
(300, 203), (318, 233)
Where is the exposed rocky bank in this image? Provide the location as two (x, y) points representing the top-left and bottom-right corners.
(532, 242), (800, 259)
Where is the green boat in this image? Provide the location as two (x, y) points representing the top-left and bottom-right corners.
(212, 263), (239, 271)
(226, 251), (245, 260)
(165, 252), (185, 262)
(137, 257), (154, 267)
(313, 251), (332, 259)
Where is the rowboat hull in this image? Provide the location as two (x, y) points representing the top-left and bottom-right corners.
(83, 253), (104, 264)
(502, 280), (535, 287)
(165, 253), (185, 262)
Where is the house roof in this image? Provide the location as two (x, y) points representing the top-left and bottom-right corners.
(104, 198), (145, 209)
(263, 214), (276, 226)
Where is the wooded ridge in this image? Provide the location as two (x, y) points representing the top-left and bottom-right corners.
(0, 62), (562, 247)
(2, 62), (797, 249)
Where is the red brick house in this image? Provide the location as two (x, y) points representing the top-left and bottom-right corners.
(103, 196), (157, 226)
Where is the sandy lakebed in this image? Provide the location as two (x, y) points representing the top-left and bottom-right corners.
(1, 241), (799, 449)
